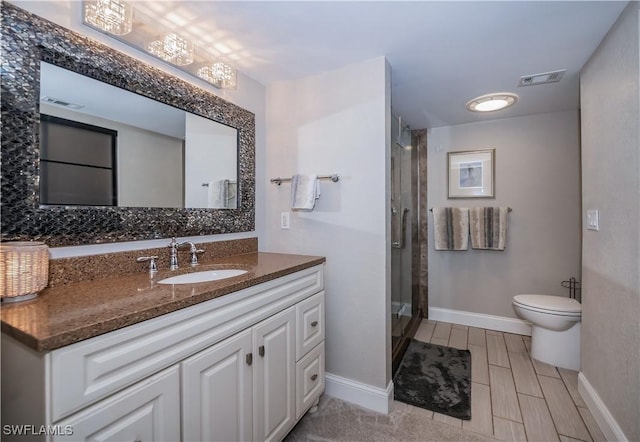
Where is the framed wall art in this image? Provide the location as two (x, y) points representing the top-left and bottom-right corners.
(448, 149), (495, 198)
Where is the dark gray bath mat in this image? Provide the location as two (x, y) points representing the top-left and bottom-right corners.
(393, 339), (471, 419)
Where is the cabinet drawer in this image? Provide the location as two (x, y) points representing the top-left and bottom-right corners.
(53, 366), (180, 441)
(295, 291), (325, 360)
(295, 342), (325, 419)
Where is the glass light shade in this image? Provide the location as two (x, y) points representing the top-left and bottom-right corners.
(475, 99), (509, 111)
(83, 0), (133, 36)
(0, 242), (49, 303)
(466, 93), (518, 113)
(197, 63), (238, 89)
(147, 34), (195, 66)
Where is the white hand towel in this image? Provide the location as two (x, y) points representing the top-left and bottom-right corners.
(291, 174), (320, 211)
(208, 179), (229, 208)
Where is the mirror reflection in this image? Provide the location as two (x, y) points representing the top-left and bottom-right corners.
(39, 62), (238, 209)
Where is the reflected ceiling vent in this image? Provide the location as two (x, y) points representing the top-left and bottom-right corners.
(518, 70), (566, 87)
(40, 96), (84, 110)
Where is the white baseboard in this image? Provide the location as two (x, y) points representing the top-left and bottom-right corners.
(428, 307), (531, 336)
(324, 373), (393, 414)
(578, 372), (628, 442)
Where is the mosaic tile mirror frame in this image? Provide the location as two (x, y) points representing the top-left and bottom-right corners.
(1, 2), (255, 247)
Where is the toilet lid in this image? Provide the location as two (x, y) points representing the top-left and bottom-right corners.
(514, 294), (581, 314)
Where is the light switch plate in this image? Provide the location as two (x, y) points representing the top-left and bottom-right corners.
(280, 212), (290, 229)
(587, 209), (599, 231)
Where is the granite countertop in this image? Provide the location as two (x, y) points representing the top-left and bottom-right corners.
(0, 252), (325, 352)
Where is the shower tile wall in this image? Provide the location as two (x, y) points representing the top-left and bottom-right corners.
(414, 129), (428, 316)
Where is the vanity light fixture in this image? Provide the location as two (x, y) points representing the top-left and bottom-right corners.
(466, 93), (518, 113)
(81, 0), (238, 89)
(147, 33), (195, 67)
(0, 242), (49, 303)
(197, 62), (237, 89)
(83, 0), (132, 36)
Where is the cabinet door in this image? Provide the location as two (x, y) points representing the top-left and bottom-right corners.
(53, 366), (180, 442)
(253, 307), (296, 442)
(181, 329), (253, 442)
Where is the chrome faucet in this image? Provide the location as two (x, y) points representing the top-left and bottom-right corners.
(168, 237), (205, 269)
(168, 237), (184, 270)
(186, 242), (205, 266)
(136, 255), (158, 276)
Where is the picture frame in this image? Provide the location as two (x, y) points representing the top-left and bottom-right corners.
(448, 149), (495, 198)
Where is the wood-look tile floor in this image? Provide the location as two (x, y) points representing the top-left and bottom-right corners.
(412, 320), (606, 442)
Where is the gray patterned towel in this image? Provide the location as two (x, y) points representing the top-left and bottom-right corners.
(432, 207), (469, 250)
(470, 207), (509, 250)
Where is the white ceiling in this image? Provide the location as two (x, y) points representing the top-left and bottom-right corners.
(130, 1), (629, 129)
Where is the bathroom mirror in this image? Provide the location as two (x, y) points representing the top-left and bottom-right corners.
(40, 62), (238, 209)
(0, 3), (255, 246)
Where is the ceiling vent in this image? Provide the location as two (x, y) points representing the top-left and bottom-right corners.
(518, 70), (566, 87)
(40, 96), (84, 109)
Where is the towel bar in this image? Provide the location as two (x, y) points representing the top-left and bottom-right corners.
(202, 181), (237, 187)
(430, 207), (512, 212)
(270, 174), (339, 186)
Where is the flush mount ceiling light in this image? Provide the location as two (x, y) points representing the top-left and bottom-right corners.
(147, 33), (195, 66)
(197, 63), (237, 90)
(466, 93), (518, 113)
(83, 0), (132, 36)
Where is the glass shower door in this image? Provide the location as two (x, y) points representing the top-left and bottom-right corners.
(390, 115), (414, 354)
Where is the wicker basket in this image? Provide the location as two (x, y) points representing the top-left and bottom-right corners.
(0, 241), (49, 302)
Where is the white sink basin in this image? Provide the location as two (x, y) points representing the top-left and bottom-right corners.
(158, 269), (247, 285)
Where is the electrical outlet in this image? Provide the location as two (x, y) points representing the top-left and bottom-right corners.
(280, 212), (290, 229)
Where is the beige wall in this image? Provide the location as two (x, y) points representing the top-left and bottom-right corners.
(580, 3), (640, 440)
(427, 111), (582, 318)
(264, 57), (391, 391)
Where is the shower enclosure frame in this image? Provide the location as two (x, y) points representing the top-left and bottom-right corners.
(390, 123), (428, 374)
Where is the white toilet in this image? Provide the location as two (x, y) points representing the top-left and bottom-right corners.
(512, 294), (582, 370)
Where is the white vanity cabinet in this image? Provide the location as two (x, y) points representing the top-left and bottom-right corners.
(1, 265), (325, 442)
(181, 307), (297, 442)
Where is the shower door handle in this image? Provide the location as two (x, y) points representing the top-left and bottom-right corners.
(392, 208), (409, 249)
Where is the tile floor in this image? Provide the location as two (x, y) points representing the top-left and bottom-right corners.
(410, 320), (605, 441)
(289, 320), (607, 442)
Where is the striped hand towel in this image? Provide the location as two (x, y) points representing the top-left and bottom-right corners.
(470, 207), (509, 250)
(432, 207), (469, 251)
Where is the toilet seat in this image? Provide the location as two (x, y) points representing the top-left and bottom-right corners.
(513, 294), (581, 316)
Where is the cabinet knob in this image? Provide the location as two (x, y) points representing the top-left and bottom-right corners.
(246, 353), (253, 366)
(310, 374), (318, 381)
(259, 345), (265, 357)
(311, 320), (318, 327)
